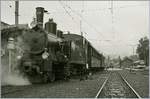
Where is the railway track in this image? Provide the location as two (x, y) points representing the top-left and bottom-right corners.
(1, 86), (25, 96)
(1, 82), (61, 97)
(1, 89), (22, 96)
(95, 71), (141, 98)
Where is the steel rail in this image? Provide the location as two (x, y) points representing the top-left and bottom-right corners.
(117, 72), (142, 99)
(95, 72), (111, 98)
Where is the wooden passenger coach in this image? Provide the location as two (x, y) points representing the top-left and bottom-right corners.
(63, 34), (105, 75)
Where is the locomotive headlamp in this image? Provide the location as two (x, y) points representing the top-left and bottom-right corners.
(42, 48), (49, 59)
(17, 55), (22, 60)
(64, 55), (67, 58)
(42, 52), (49, 59)
(7, 37), (15, 73)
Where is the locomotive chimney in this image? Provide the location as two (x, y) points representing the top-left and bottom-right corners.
(36, 7), (45, 28)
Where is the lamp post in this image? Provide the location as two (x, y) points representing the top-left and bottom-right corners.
(7, 37), (15, 73)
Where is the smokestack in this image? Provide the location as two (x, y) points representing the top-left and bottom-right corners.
(36, 7), (45, 28)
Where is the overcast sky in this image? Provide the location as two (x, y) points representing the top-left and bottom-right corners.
(1, 1), (149, 58)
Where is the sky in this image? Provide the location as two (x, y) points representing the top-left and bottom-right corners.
(1, 1), (149, 58)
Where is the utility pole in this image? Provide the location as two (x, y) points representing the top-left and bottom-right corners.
(80, 20), (83, 36)
(119, 56), (121, 68)
(129, 44), (137, 57)
(7, 0), (18, 73)
(80, 0), (85, 36)
(129, 44), (137, 72)
(15, 0), (19, 26)
(108, 56), (110, 68)
(111, 0), (113, 16)
(110, 0), (115, 39)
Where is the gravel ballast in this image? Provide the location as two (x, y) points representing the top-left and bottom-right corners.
(2, 71), (109, 98)
(119, 69), (149, 98)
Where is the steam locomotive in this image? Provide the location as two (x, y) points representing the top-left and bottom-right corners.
(1, 7), (105, 83)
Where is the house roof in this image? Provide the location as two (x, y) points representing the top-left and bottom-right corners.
(1, 21), (29, 30)
(122, 57), (133, 62)
(1, 21), (10, 26)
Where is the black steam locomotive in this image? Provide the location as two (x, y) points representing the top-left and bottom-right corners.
(1, 7), (105, 83)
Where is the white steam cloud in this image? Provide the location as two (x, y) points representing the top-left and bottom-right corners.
(1, 34), (31, 86)
(2, 71), (30, 86)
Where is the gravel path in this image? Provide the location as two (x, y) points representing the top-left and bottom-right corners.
(119, 69), (149, 98)
(2, 71), (109, 98)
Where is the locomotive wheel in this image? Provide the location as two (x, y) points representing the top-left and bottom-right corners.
(43, 72), (49, 83)
(43, 72), (55, 83)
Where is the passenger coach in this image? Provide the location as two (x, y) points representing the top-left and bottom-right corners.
(63, 34), (105, 76)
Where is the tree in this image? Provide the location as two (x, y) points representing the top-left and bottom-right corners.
(136, 36), (149, 66)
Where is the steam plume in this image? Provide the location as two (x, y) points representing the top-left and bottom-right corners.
(1, 34), (31, 86)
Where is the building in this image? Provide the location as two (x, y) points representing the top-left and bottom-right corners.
(10, 24), (29, 29)
(121, 57), (133, 68)
(1, 21), (29, 30)
(1, 21), (10, 30)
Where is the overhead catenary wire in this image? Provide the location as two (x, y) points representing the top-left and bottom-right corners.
(58, 0), (83, 34)
(44, 8), (71, 32)
(60, 1), (105, 39)
(61, 0), (104, 54)
(59, 1), (95, 36)
(59, 1), (146, 56)
(59, 1), (121, 52)
(59, 1), (74, 20)
(58, 0), (79, 25)
(49, 4), (148, 14)
(48, 1), (146, 41)
(58, 1), (142, 52)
